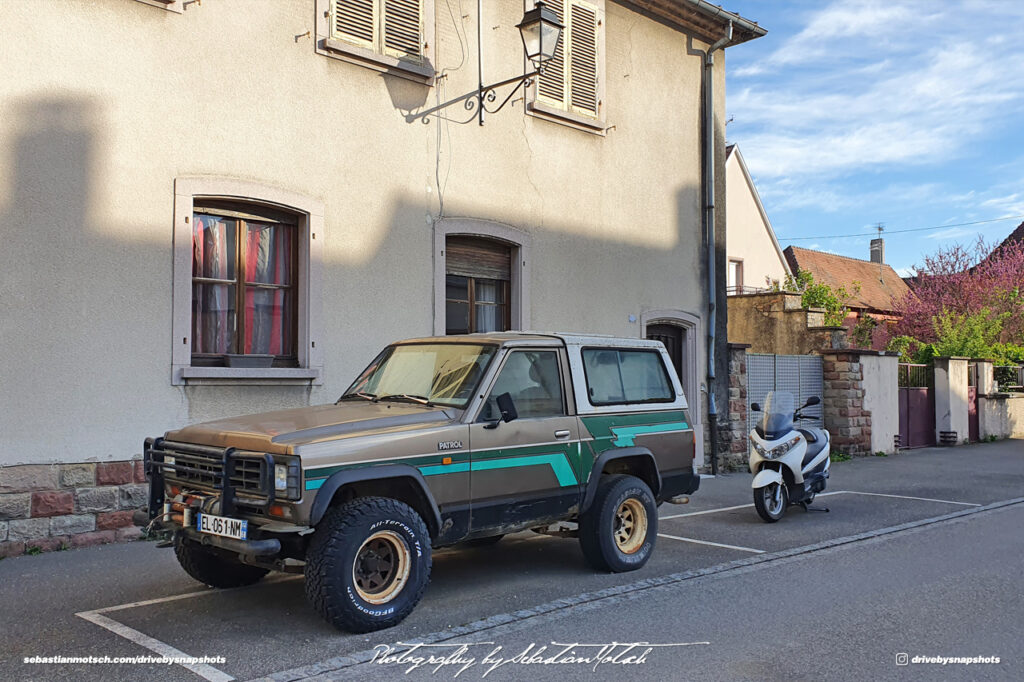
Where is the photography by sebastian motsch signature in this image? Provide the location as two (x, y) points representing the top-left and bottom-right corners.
(369, 640), (711, 677)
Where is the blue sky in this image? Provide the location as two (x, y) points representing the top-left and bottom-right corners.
(721, 0), (1024, 275)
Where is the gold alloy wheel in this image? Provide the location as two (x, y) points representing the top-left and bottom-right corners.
(613, 498), (648, 554)
(352, 530), (411, 604)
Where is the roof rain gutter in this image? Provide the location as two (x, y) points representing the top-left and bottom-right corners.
(703, 19), (732, 475)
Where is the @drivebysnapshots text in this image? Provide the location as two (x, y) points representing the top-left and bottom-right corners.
(369, 640), (709, 677)
(895, 653), (1000, 667)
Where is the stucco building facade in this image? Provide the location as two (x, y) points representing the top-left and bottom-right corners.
(0, 0), (761, 554)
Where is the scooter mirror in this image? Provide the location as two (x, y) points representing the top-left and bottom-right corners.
(804, 396), (820, 407)
(750, 403), (761, 412)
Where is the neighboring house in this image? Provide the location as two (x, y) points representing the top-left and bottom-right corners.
(0, 0), (764, 553)
(724, 144), (791, 294)
(784, 241), (912, 348)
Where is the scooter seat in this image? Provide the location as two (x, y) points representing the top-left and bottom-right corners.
(800, 430), (828, 467)
(798, 428), (822, 443)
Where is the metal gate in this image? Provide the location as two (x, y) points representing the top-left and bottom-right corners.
(747, 353), (824, 435)
(967, 362), (979, 442)
(898, 363), (935, 448)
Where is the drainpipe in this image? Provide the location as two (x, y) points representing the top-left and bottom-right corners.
(704, 21), (732, 475)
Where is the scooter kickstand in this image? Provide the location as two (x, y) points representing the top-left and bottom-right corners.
(805, 506), (830, 513)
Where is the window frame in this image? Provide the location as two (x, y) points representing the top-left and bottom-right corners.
(172, 177), (323, 386)
(474, 348), (568, 422)
(445, 274), (511, 335)
(728, 258), (744, 293)
(134, 0), (182, 13)
(580, 347), (676, 407)
(315, 0), (436, 84)
(526, 0), (608, 133)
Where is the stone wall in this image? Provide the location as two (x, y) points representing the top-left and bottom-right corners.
(821, 351), (872, 456)
(717, 344), (750, 471)
(727, 292), (847, 355)
(0, 460), (146, 558)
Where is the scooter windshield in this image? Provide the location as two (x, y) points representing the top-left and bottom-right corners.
(760, 390), (795, 439)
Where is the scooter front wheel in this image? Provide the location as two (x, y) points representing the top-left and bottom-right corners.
(754, 482), (788, 523)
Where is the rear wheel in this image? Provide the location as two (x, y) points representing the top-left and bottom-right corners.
(579, 475), (657, 572)
(173, 535), (269, 588)
(754, 482), (788, 523)
(304, 497), (431, 633)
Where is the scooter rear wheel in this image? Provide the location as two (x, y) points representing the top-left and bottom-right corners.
(754, 482), (788, 523)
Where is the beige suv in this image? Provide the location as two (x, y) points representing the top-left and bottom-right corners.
(141, 333), (699, 632)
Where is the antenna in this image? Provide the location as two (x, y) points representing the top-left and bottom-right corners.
(874, 223), (885, 281)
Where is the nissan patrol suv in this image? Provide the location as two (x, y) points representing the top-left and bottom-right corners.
(141, 333), (699, 632)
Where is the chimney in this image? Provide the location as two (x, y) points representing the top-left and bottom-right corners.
(870, 238), (885, 264)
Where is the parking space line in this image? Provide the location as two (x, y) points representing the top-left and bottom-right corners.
(76, 611), (234, 682)
(657, 533), (765, 554)
(840, 491), (981, 507)
(659, 501), (757, 520)
(89, 575), (303, 614)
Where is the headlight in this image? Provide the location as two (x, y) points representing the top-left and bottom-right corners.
(163, 455), (175, 471)
(751, 436), (800, 460)
(273, 458), (302, 499)
(275, 464), (288, 491)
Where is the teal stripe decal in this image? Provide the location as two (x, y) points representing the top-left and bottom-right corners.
(419, 454), (577, 487)
(305, 478), (326, 491)
(610, 422), (689, 447)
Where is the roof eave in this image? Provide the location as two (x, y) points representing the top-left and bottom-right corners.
(621, 0), (767, 45)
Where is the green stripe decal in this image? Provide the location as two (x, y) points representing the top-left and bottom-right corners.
(610, 422), (689, 447)
(419, 454), (578, 487)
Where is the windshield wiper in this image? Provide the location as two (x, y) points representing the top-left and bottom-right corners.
(376, 394), (435, 406)
(336, 391), (377, 403)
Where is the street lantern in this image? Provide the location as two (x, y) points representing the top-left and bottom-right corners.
(517, 1), (564, 72)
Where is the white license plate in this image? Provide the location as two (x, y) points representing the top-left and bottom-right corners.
(197, 513), (247, 540)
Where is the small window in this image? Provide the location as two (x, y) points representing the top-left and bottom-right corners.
(479, 351), (564, 421)
(445, 236), (512, 334)
(191, 202), (298, 367)
(728, 259), (744, 294)
(582, 349), (673, 405)
(533, 0), (604, 123)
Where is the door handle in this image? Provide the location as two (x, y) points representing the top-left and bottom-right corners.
(554, 430), (571, 439)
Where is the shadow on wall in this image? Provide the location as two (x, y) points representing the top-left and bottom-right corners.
(1, 93), (710, 464)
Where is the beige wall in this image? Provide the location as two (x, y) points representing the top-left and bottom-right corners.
(0, 0), (725, 465)
(724, 150), (788, 291)
(978, 396), (1024, 439)
(861, 354), (899, 454)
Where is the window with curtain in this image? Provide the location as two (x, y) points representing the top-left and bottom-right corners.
(445, 236), (511, 335)
(191, 202), (298, 366)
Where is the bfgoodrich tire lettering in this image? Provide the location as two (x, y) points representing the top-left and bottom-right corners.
(578, 474), (657, 572)
(304, 497), (431, 633)
(173, 535), (269, 588)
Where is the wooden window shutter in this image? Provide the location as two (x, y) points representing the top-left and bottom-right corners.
(538, 0), (567, 106)
(446, 237), (512, 281)
(569, 1), (599, 116)
(333, 0), (376, 47)
(383, 0), (423, 59)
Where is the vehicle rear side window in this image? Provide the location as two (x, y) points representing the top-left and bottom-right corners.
(582, 348), (674, 405)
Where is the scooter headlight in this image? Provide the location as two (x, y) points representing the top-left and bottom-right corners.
(753, 435), (801, 460)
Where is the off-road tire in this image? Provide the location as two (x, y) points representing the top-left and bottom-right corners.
(173, 535), (269, 588)
(305, 497), (431, 633)
(578, 474), (657, 572)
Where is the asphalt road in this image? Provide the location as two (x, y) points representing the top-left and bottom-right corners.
(1, 439), (1021, 682)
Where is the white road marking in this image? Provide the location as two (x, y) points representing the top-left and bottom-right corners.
(659, 501), (757, 520)
(657, 533), (765, 554)
(88, 575), (302, 614)
(76, 611), (234, 682)
(840, 491), (981, 507)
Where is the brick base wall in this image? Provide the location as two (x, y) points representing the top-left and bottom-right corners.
(718, 343), (751, 472)
(0, 460), (147, 558)
(821, 351), (872, 456)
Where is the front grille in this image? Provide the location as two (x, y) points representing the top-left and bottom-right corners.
(151, 440), (272, 504)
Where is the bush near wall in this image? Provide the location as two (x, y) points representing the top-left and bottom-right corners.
(0, 460), (146, 558)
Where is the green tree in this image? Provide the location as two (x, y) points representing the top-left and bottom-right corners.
(772, 269), (860, 327)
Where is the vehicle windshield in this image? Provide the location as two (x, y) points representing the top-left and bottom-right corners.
(343, 343), (497, 409)
(759, 390), (795, 438)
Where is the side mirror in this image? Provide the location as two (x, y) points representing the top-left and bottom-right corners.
(804, 396), (820, 407)
(750, 403), (761, 412)
(496, 392), (518, 423)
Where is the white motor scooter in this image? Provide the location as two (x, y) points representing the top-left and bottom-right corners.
(748, 391), (831, 522)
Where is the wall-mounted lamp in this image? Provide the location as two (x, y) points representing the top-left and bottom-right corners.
(409, 1), (563, 126)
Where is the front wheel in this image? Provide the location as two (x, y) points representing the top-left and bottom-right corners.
(754, 482), (788, 523)
(304, 497), (432, 633)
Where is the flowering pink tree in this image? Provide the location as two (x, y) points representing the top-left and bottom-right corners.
(894, 232), (1024, 345)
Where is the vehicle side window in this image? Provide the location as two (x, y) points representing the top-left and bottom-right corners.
(582, 348), (673, 405)
(479, 351), (564, 421)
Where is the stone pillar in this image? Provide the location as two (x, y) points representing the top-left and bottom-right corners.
(934, 357), (969, 444)
(975, 360), (995, 395)
(858, 350), (900, 455)
(820, 351), (871, 456)
(718, 343), (750, 471)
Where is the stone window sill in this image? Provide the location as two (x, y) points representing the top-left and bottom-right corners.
(179, 367), (322, 386)
(135, 0), (182, 12)
(320, 38), (434, 85)
(527, 101), (607, 135)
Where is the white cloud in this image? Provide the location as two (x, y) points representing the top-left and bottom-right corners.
(926, 226), (981, 240)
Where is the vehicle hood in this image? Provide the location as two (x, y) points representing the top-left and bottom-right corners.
(164, 401), (459, 454)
